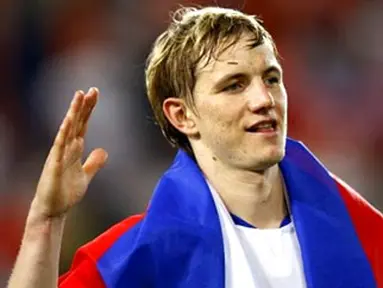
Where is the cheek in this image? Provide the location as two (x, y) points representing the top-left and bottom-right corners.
(197, 102), (238, 134)
(275, 90), (287, 116)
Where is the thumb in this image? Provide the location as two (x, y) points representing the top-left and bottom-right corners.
(83, 148), (108, 182)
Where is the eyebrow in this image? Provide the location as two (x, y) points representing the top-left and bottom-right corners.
(214, 72), (246, 89)
(263, 65), (282, 76)
(213, 64), (282, 89)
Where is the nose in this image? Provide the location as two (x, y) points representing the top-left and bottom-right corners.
(246, 80), (275, 113)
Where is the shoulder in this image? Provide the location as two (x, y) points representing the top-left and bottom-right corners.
(59, 214), (146, 287)
(81, 213), (146, 261)
(330, 173), (383, 285)
(330, 173), (383, 226)
(59, 213), (207, 287)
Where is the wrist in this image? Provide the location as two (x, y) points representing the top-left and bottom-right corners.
(24, 200), (66, 242)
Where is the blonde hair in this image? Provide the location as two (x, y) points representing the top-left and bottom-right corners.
(145, 6), (278, 154)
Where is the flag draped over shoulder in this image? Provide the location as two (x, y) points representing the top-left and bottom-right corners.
(59, 139), (383, 288)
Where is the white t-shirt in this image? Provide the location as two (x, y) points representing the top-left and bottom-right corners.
(207, 181), (306, 288)
(232, 217), (306, 288)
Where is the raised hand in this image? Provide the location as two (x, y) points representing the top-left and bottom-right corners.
(32, 88), (108, 218)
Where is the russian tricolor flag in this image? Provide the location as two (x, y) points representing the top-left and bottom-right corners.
(59, 139), (383, 287)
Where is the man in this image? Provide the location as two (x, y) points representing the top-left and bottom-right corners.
(7, 6), (383, 288)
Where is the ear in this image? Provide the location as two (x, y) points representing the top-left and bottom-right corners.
(163, 97), (199, 137)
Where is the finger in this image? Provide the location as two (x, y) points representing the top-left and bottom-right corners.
(46, 91), (83, 167)
(78, 87), (99, 137)
(79, 122), (89, 139)
(48, 116), (72, 165)
(82, 148), (108, 182)
(67, 90), (85, 142)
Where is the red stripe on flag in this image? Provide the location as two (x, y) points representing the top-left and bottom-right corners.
(59, 213), (145, 287)
(332, 175), (383, 286)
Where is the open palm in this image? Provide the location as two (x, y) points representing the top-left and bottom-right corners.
(34, 88), (108, 218)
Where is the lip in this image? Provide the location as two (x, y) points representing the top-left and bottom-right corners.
(245, 118), (278, 133)
(249, 129), (278, 139)
(253, 129), (278, 137)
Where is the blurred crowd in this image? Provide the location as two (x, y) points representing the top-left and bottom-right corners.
(1, 0), (382, 283)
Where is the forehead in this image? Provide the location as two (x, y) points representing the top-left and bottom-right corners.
(196, 36), (280, 78)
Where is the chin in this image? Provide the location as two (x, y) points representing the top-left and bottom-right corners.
(258, 154), (284, 170)
(249, 144), (285, 171)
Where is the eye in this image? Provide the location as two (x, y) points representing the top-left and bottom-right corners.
(222, 81), (245, 93)
(264, 76), (280, 87)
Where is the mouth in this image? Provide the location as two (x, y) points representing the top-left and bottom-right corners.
(246, 119), (278, 134)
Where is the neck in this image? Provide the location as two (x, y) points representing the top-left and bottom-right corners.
(195, 152), (287, 229)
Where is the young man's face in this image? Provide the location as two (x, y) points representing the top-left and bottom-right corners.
(191, 34), (287, 171)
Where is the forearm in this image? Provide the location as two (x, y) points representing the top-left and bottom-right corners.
(7, 203), (66, 288)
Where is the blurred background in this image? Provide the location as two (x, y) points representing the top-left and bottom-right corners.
(1, 0), (382, 283)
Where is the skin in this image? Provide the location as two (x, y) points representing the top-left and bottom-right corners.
(163, 34), (288, 228)
(7, 88), (108, 288)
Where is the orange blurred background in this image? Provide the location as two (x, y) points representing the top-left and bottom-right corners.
(1, 0), (382, 283)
